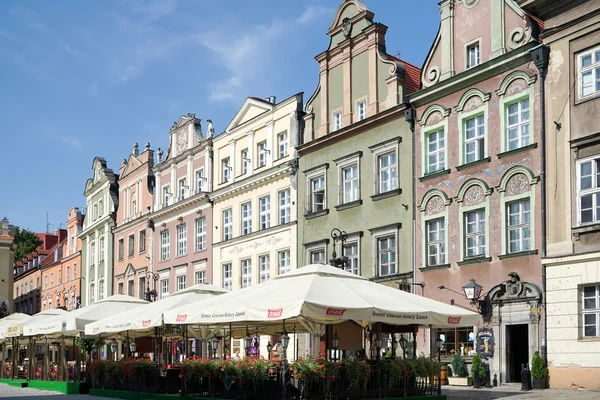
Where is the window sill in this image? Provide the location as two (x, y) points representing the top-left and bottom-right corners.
(371, 188), (402, 202)
(194, 248), (207, 254)
(138, 250), (147, 255)
(572, 223), (600, 237)
(418, 263), (451, 272)
(577, 337), (600, 342)
(455, 157), (491, 171)
(457, 257), (492, 266)
(335, 200), (362, 211)
(176, 254), (188, 259)
(498, 249), (538, 260)
(419, 169), (450, 182)
(305, 209), (329, 220)
(370, 273), (408, 283)
(497, 143), (538, 159)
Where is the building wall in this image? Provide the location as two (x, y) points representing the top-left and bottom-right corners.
(0, 218), (14, 314)
(14, 269), (41, 315)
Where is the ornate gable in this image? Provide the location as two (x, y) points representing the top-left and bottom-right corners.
(225, 97), (273, 133)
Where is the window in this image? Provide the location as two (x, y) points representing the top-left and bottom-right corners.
(195, 270), (206, 285)
(507, 199), (531, 253)
(66, 266), (70, 282)
(128, 280), (134, 296)
(89, 284), (95, 304)
(278, 131), (288, 159)
(196, 169), (205, 193)
(464, 115), (485, 163)
(259, 255), (270, 283)
(241, 259), (252, 288)
(465, 209), (486, 258)
(161, 230), (170, 261)
(467, 42), (480, 68)
(50, 271), (54, 286)
(259, 196), (270, 230)
(44, 275), (48, 290)
(310, 175), (325, 212)
(163, 186), (171, 207)
(90, 242), (96, 266)
(73, 263), (77, 279)
(222, 158), (231, 182)
(278, 250), (291, 275)
(179, 178), (188, 200)
(241, 149), (249, 175)
(578, 156), (600, 225)
(310, 249), (325, 263)
(223, 264), (232, 291)
(58, 269), (62, 285)
(241, 202), (252, 235)
(132, 199), (137, 216)
(356, 100), (366, 121)
(118, 281), (124, 295)
(99, 280), (104, 300)
(583, 284), (600, 337)
(333, 111), (342, 131)
(99, 236), (105, 262)
(279, 189), (290, 224)
(506, 98), (530, 151)
(223, 209), (233, 240)
(118, 238), (124, 260)
(426, 129), (445, 173)
(177, 275), (186, 291)
(139, 277), (146, 299)
(579, 47), (600, 99)
(427, 218), (446, 266)
(258, 142), (267, 167)
(343, 242), (359, 275)
(177, 224), (187, 257)
(128, 234), (135, 257)
(342, 164), (359, 203)
(195, 218), (207, 251)
(160, 279), (169, 299)
(139, 229), (146, 253)
(93, 204), (98, 220)
(377, 236), (396, 276)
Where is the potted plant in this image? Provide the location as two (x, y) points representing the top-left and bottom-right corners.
(448, 353), (472, 386)
(531, 352), (547, 389)
(470, 354), (486, 388)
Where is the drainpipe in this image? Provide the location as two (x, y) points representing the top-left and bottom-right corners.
(404, 106), (417, 295)
(530, 44), (550, 362)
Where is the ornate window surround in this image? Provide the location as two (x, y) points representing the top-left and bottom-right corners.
(418, 105), (451, 176)
(419, 189), (452, 269)
(455, 89), (492, 167)
(455, 179), (493, 261)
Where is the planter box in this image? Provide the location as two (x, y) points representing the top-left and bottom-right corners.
(448, 376), (473, 386)
(533, 378), (546, 390)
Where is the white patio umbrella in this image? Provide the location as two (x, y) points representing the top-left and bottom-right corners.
(7, 308), (69, 338)
(164, 264), (480, 332)
(24, 294), (148, 337)
(0, 313), (31, 340)
(84, 284), (228, 337)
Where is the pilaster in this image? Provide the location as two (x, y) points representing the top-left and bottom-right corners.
(490, 0), (506, 58)
(439, 0), (455, 81)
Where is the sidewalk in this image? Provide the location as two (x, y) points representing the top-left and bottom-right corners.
(444, 385), (600, 399)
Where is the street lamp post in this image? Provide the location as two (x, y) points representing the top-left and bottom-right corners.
(110, 340), (118, 361)
(435, 338), (443, 395)
(374, 334), (383, 398)
(266, 342), (273, 360)
(243, 327), (252, 358)
(211, 337), (220, 359)
(332, 332), (340, 362)
(280, 329), (290, 400)
(329, 228), (349, 269)
(145, 272), (160, 302)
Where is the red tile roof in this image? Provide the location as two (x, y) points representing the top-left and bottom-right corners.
(528, 12), (544, 33)
(388, 55), (422, 93)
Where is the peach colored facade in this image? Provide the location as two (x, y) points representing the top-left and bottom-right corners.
(151, 114), (213, 299)
(114, 143), (154, 300)
(411, 0), (544, 384)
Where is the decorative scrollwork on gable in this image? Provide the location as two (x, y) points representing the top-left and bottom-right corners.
(423, 66), (441, 87)
(463, 185), (485, 207)
(426, 111), (443, 127)
(463, 96), (483, 113)
(505, 173), (530, 196)
(505, 78), (528, 97)
(425, 196), (445, 216)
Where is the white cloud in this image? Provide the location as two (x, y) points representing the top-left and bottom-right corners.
(56, 137), (83, 150)
(296, 5), (334, 25)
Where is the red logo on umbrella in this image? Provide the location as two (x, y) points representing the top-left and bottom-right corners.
(267, 309), (283, 318)
(141, 320), (151, 327)
(326, 308), (347, 316)
(176, 314), (187, 322)
(92, 327), (99, 333)
(447, 316), (461, 324)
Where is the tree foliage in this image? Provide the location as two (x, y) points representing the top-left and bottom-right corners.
(13, 227), (43, 262)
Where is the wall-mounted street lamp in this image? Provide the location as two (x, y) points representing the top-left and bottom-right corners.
(329, 228), (350, 269)
(438, 278), (490, 315)
(145, 271), (160, 302)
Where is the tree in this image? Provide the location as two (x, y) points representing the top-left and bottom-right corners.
(13, 227), (42, 262)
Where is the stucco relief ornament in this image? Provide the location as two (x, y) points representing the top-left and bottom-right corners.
(463, 185), (485, 206)
(425, 196), (445, 215)
(463, 96), (483, 112)
(426, 111), (443, 127)
(177, 131), (188, 152)
(506, 173), (529, 196)
(505, 79), (528, 97)
(206, 119), (214, 138)
(342, 17), (352, 38)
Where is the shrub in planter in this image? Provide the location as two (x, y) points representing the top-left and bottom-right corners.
(448, 353), (472, 386)
(531, 352), (547, 390)
(470, 354), (486, 388)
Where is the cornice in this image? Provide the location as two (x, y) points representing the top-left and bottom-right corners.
(150, 192), (211, 221)
(210, 165), (293, 203)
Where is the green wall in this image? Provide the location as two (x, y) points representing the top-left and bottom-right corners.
(351, 51), (369, 111)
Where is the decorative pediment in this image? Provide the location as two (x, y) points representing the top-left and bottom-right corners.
(124, 262), (136, 276)
(225, 98), (273, 133)
(119, 153), (143, 178)
(85, 157), (116, 193)
(488, 272), (542, 304)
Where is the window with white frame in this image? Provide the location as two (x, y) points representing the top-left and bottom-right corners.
(465, 209), (486, 258)
(66, 266), (70, 282)
(223, 209), (233, 240)
(578, 156), (600, 225)
(177, 275), (186, 291)
(99, 200), (104, 217)
(258, 142), (267, 167)
(223, 263), (232, 291)
(139, 229), (146, 253)
(241, 259), (252, 288)
(310, 249), (325, 263)
(195, 218), (207, 251)
(90, 242), (96, 266)
(241, 202), (252, 235)
(93, 204), (98, 220)
(160, 230), (170, 261)
(278, 250), (290, 275)
(464, 115), (485, 163)
(160, 279), (169, 299)
(310, 175), (325, 212)
(163, 186), (171, 207)
(222, 158), (231, 182)
(99, 236), (105, 261)
(467, 42), (480, 69)
(506, 98), (530, 151)
(89, 283), (95, 304)
(259, 196), (270, 230)
(128, 279), (134, 296)
(177, 224), (187, 256)
(583, 284), (600, 337)
(279, 189), (290, 224)
(196, 169), (205, 193)
(139, 277), (145, 299)
(356, 100), (366, 122)
(377, 236), (396, 276)
(259, 255), (270, 283)
(128, 234), (135, 257)
(195, 270), (206, 285)
(342, 163), (359, 203)
(117, 281), (123, 295)
(132, 199), (137, 216)
(44, 275), (48, 290)
(427, 218), (446, 266)
(118, 238), (124, 260)
(426, 129), (445, 173)
(507, 199), (531, 253)
(333, 111), (342, 131)
(73, 264), (77, 279)
(378, 152), (397, 193)
(241, 149), (249, 175)
(99, 280), (104, 300)
(278, 131), (288, 159)
(579, 47), (600, 99)
(343, 242), (359, 275)
(179, 178), (188, 200)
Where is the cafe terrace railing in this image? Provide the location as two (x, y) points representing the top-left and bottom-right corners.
(90, 359), (159, 393)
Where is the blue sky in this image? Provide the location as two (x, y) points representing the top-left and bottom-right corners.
(0, 0), (439, 232)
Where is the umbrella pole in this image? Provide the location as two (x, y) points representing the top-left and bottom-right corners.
(11, 337), (16, 379)
(44, 337), (49, 381)
(126, 331), (130, 360)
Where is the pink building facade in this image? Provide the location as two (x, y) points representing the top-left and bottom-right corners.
(150, 114), (213, 299)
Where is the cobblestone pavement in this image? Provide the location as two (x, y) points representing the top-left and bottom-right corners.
(0, 384), (103, 400)
(444, 385), (600, 399)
